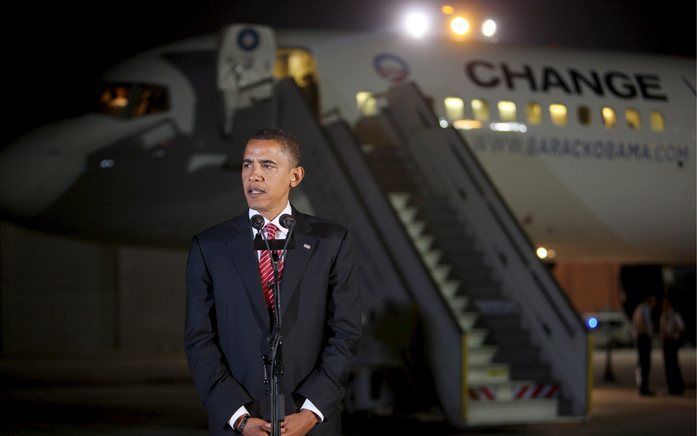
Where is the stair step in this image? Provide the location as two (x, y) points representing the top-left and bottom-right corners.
(387, 192), (410, 210)
(396, 206), (418, 223)
(466, 346), (497, 365)
(467, 399), (558, 424)
(465, 329), (488, 347)
(421, 249), (443, 268)
(414, 235), (434, 253)
(440, 279), (461, 298)
(404, 220), (426, 238)
(430, 264), (452, 285)
(457, 311), (478, 330)
(467, 363), (509, 384)
(446, 294), (469, 313)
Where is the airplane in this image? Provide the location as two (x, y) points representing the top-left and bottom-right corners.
(0, 10), (693, 427)
(0, 12), (694, 266)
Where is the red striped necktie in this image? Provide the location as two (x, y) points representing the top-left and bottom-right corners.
(258, 223), (284, 314)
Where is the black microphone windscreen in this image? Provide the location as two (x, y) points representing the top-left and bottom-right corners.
(280, 214), (296, 230)
(250, 214), (265, 230)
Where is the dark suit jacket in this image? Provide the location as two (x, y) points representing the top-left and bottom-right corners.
(184, 208), (361, 436)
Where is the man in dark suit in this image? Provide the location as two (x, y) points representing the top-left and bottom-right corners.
(185, 128), (361, 435)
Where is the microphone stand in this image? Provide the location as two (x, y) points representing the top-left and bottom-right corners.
(259, 222), (295, 436)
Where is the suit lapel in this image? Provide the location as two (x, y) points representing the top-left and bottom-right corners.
(280, 210), (316, 319)
(225, 215), (269, 330)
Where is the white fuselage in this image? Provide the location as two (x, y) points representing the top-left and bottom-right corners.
(0, 29), (694, 262)
(280, 31), (695, 263)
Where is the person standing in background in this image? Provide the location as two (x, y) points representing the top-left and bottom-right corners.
(660, 294), (685, 395)
(632, 294), (656, 396)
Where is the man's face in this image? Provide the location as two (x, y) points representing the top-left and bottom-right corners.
(241, 139), (304, 219)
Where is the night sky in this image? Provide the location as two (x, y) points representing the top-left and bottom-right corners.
(4, 0), (694, 148)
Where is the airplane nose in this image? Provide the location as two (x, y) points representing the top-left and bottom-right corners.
(0, 114), (166, 220)
(0, 123), (85, 218)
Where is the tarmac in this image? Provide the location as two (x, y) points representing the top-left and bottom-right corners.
(1, 347), (694, 435)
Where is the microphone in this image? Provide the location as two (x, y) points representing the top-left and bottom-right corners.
(250, 214), (265, 230)
(279, 214), (296, 230)
(278, 214), (296, 263)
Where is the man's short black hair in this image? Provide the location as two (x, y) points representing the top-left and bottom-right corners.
(249, 128), (302, 167)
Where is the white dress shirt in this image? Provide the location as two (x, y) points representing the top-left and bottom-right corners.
(228, 202), (324, 429)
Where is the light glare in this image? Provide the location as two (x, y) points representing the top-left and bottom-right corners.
(405, 12), (429, 38)
(450, 16), (470, 36)
(441, 5), (454, 14)
(482, 19), (497, 37)
(536, 247), (548, 259)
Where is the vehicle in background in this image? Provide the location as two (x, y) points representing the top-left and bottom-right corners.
(585, 311), (634, 348)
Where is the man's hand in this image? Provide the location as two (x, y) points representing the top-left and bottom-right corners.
(280, 410), (319, 436)
(241, 417), (271, 436)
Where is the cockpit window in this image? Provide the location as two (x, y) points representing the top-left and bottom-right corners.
(97, 84), (133, 117)
(96, 83), (169, 118)
(274, 48), (318, 115)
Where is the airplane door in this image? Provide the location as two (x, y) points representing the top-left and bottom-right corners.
(218, 24), (276, 135)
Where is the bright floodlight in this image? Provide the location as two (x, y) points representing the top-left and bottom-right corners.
(404, 12), (429, 38)
(482, 19), (497, 37)
(450, 16), (470, 36)
(536, 247), (548, 259)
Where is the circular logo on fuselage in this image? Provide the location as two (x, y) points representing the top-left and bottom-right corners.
(237, 28), (260, 51)
(373, 53), (410, 84)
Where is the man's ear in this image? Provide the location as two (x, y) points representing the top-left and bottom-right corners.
(290, 166), (305, 188)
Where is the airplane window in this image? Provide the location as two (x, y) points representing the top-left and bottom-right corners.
(497, 101), (517, 121)
(578, 106), (591, 126)
(649, 110), (665, 132)
(444, 97), (465, 120)
(96, 83), (169, 118)
(275, 48), (319, 114)
(356, 92), (378, 116)
(601, 106), (617, 129)
(549, 104), (568, 126)
(471, 99), (489, 121)
(625, 108), (641, 130)
(525, 103), (542, 125)
(96, 83), (134, 117)
(132, 85), (170, 117)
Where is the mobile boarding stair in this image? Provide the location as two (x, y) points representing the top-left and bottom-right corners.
(228, 76), (589, 426)
(352, 82), (590, 424)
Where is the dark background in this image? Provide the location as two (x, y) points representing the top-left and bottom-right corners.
(3, 0), (695, 147)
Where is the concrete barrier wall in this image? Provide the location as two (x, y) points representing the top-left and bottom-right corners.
(0, 221), (187, 355)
